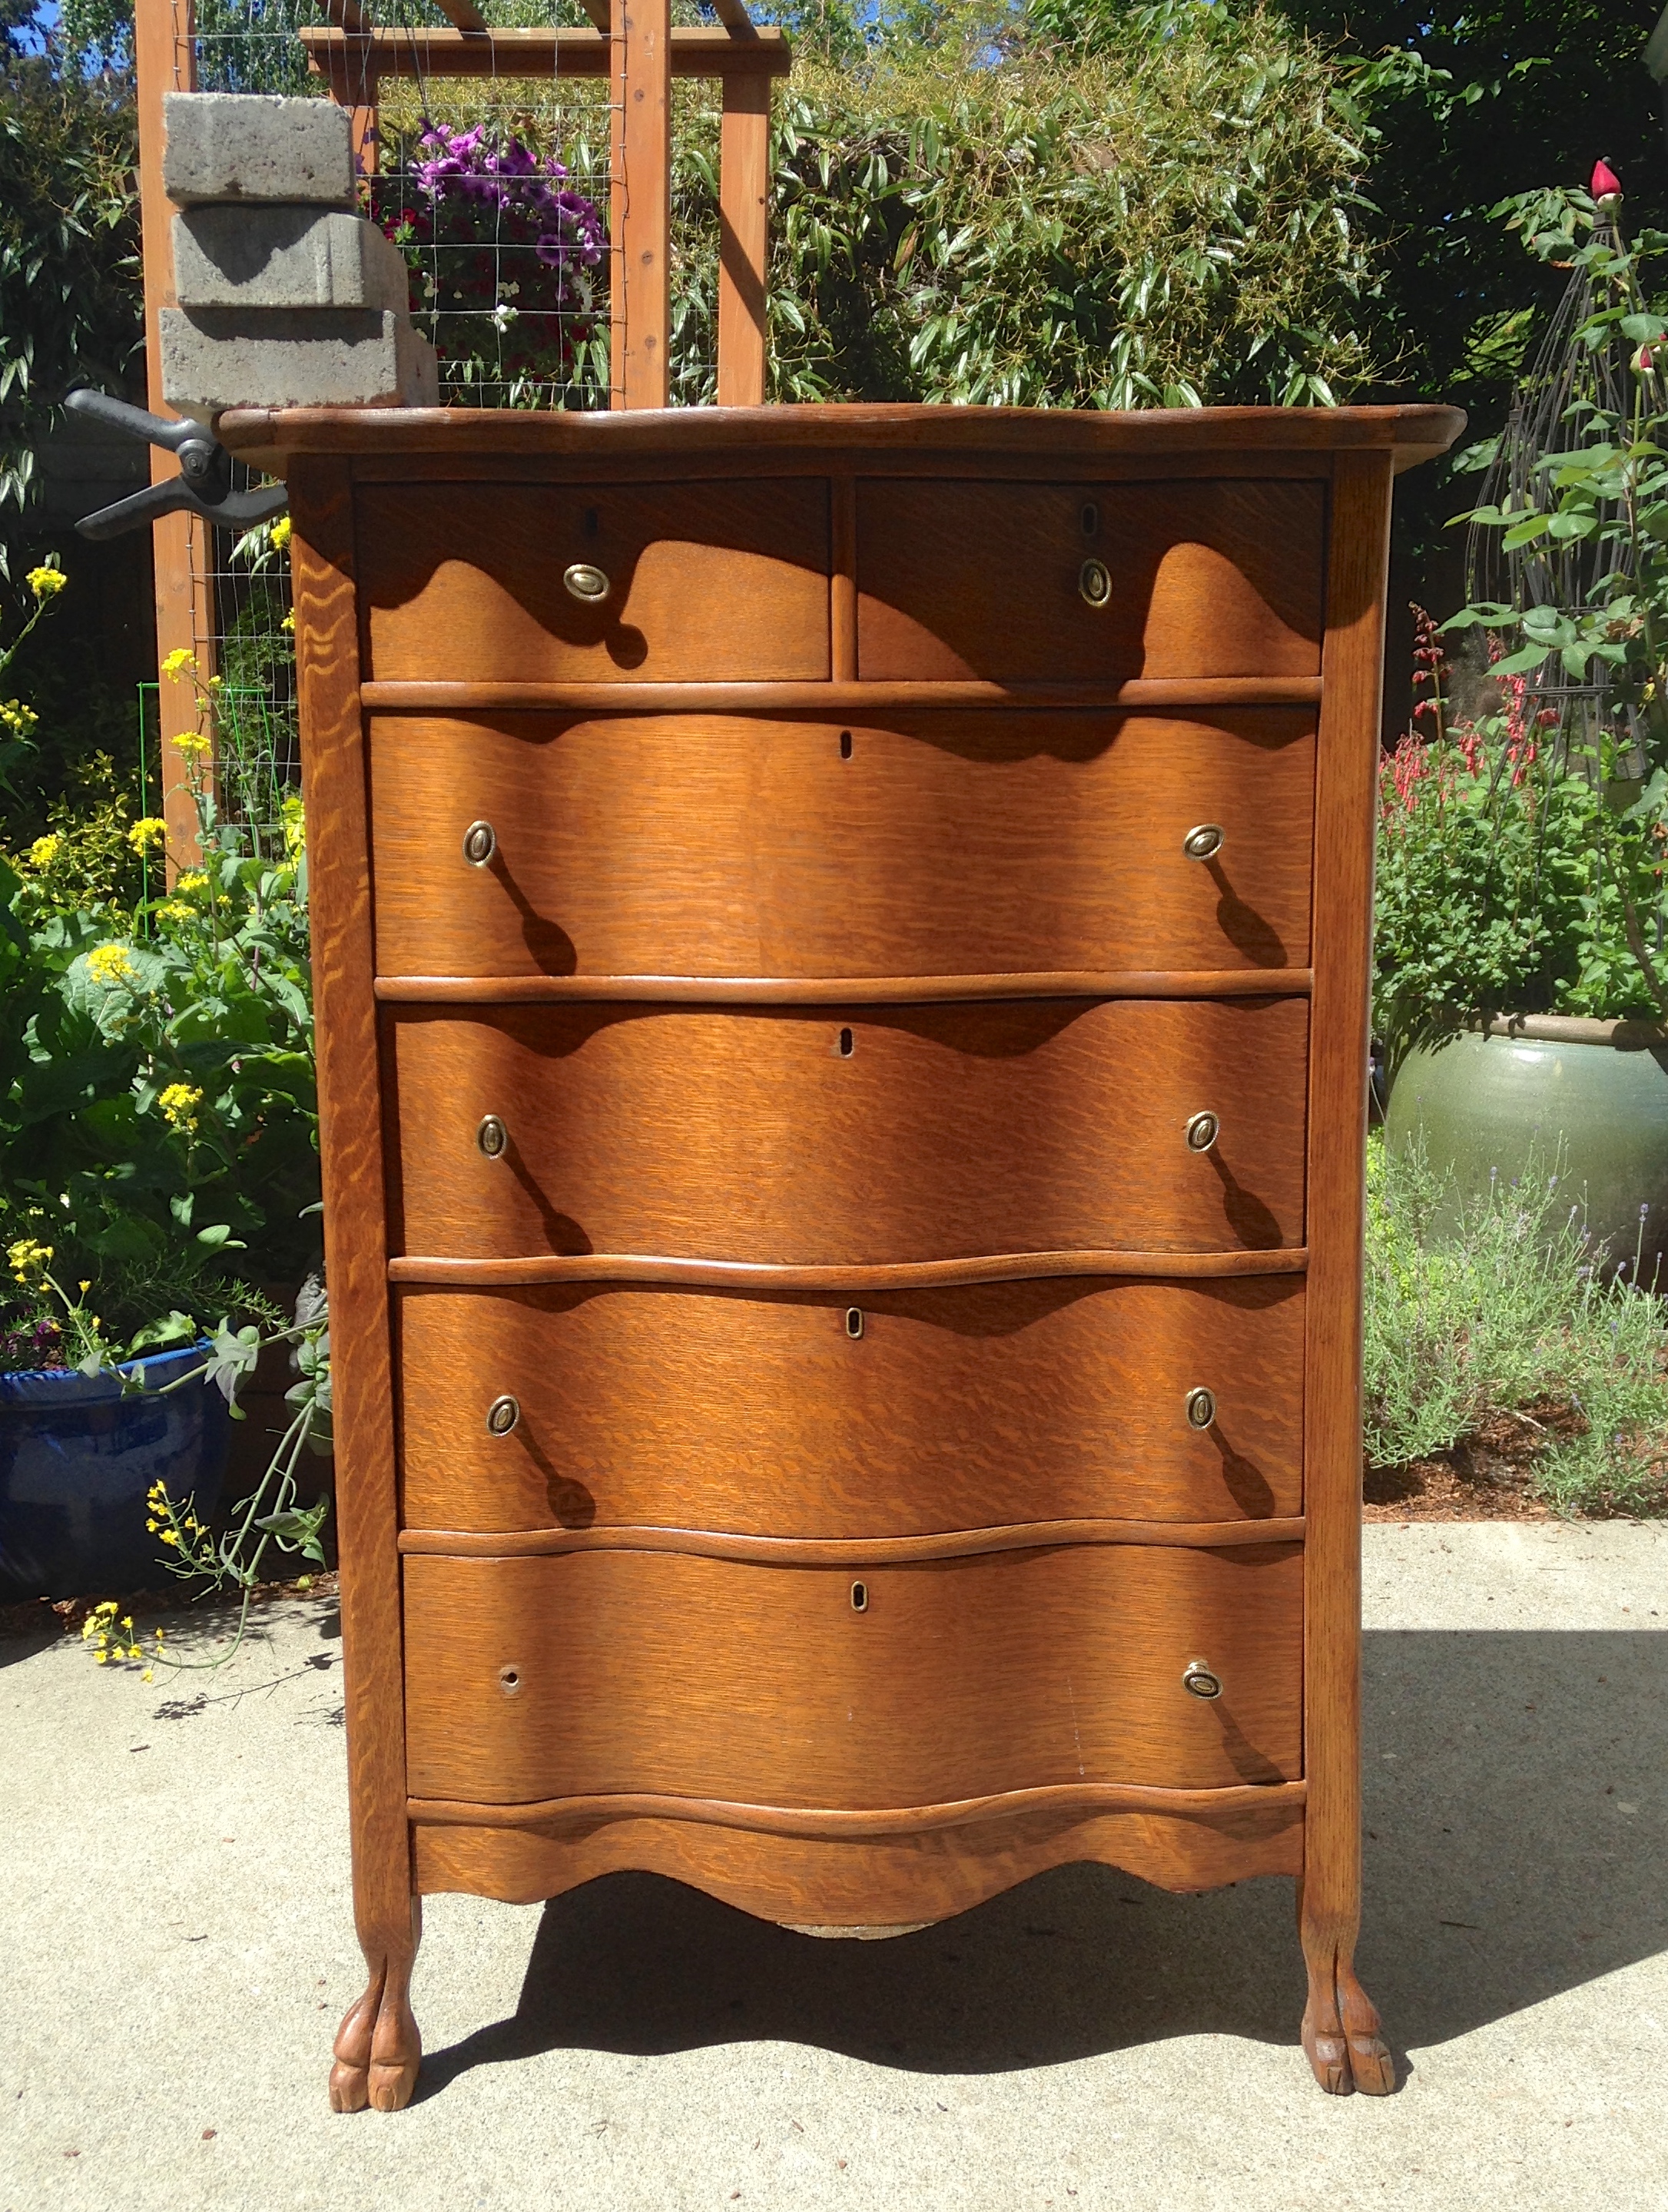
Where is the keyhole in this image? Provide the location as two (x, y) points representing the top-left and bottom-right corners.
(839, 729), (853, 760)
(837, 1026), (854, 1056)
(851, 1581), (868, 1613)
(583, 506), (599, 536)
(498, 1665), (522, 1696)
(1080, 500), (1099, 536)
(845, 1307), (864, 1339)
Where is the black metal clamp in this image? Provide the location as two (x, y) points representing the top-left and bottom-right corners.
(67, 389), (288, 542)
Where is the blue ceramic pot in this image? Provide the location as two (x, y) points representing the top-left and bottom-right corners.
(0, 1343), (230, 1600)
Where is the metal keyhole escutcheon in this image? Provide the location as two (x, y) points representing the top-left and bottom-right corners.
(486, 1395), (520, 1437)
(563, 561), (610, 605)
(1185, 1110), (1220, 1153)
(463, 820), (496, 867)
(1182, 823), (1224, 861)
(1182, 1660), (1223, 1700)
(476, 1114), (508, 1159)
(1185, 1387), (1216, 1431)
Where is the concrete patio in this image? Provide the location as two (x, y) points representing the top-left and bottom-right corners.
(2, 1520), (1664, 2212)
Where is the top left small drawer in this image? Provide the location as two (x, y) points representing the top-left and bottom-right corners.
(356, 479), (831, 683)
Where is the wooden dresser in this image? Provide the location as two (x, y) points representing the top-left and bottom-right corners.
(225, 399), (1463, 2111)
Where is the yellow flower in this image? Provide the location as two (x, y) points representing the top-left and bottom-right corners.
(8, 1238), (52, 1285)
(127, 816), (167, 854)
(170, 730), (212, 759)
(280, 793), (306, 859)
(141, 1669), (154, 1683)
(280, 612), (295, 634)
(157, 900), (195, 924)
(25, 565), (66, 601)
(158, 1080), (203, 1135)
(86, 943), (138, 989)
(0, 699), (38, 734)
(25, 833), (60, 871)
(160, 1530), (180, 1548)
(270, 515), (292, 552)
(161, 648), (197, 679)
(175, 872), (207, 897)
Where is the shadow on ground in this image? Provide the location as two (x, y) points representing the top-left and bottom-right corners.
(417, 1629), (1667, 2097)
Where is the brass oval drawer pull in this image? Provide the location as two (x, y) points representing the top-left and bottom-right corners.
(486, 1394), (520, 1437)
(476, 1114), (508, 1159)
(462, 819), (496, 867)
(1079, 557), (1111, 608)
(1184, 1109), (1219, 1152)
(1182, 823), (1224, 861)
(563, 561), (610, 605)
(1185, 1386), (1216, 1430)
(1182, 1660), (1223, 1700)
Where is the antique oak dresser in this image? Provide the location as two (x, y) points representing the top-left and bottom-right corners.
(222, 399), (1463, 2111)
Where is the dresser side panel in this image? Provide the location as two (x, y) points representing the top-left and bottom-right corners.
(290, 457), (411, 1931)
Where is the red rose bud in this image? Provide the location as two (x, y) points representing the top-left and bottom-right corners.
(1592, 158), (1623, 201)
(1636, 344), (1655, 374)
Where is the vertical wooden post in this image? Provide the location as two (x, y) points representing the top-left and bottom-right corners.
(135, 0), (217, 872)
(717, 72), (769, 407)
(611, 0), (671, 409)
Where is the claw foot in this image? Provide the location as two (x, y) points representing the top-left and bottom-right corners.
(330, 1955), (422, 2113)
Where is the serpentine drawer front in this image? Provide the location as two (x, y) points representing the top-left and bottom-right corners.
(255, 397), (1464, 2111)
(358, 480), (832, 684)
(368, 709), (1317, 982)
(400, 1544), (1305, 1808)
(856, 479), (1325, 680)
(394, 1276), (1306, 1537)
(383, 997), (1309, 1263)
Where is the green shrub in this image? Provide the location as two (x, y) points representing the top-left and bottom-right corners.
(1364, 1132), (1668, 1514)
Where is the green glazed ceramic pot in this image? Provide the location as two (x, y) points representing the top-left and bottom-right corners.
(1384, 1015), (1668, 1286)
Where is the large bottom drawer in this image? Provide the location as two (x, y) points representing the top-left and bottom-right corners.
(396, 1276), (1304, 1534)
(402, 1544), (1303, 1808)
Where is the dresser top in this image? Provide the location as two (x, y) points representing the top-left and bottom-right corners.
(220, 400), (1465, 478)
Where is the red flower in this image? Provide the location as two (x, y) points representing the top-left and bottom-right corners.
(1592, 158), (1623, 201)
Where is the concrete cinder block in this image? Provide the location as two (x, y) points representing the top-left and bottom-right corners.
(173, 206), (410, 312)
(160, 307), (439, 418)
(163, 92), (355, 208)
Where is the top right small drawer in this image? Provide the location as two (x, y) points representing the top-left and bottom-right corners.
(857, 478), (1325, 682)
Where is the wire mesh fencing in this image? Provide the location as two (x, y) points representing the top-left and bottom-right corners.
(172, 0), (728, 847)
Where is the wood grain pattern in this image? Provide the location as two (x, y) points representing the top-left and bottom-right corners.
(398, 1519), (1308, 1560)
(219, 400), (1467, 468)
(388, 1247), (1307, 1288)
(411, 1798), (1305, 1916)
(716, 71), (769, 407)
(289, 460), (421, 2112)
(410, 1779), (1305, 1836)
(394, 1275), (1305, 1534)
(360, 678), (1323, 711)
(383, 997), (1311, 1262)
(376, 970), (1312, 1006)
(366, 710), (1316, 980)
(402, 1544), (1305, 1805)
(1299, 448), (1397, 2095)
(857, 479), (1324, 680)
(300, 23), (793, 88)
(358, 480), (830, 683)
(614, 0), (671, 410)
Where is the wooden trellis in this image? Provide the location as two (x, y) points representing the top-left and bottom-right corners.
(133, 0), (788, 857)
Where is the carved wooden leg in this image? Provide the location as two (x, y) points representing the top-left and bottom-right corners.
(1297, 1877), (1394, 2097)
(330, 1895), (423, 2113)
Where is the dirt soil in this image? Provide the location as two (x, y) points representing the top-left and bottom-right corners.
(1364, 1395), (1667, 1521)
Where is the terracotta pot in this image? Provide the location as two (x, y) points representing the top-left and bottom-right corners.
(1384, 1014), (1668, 1285)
